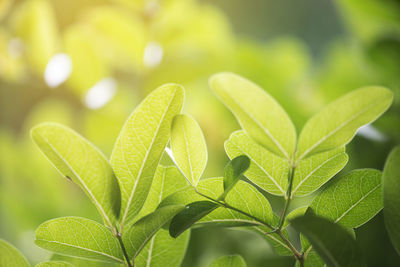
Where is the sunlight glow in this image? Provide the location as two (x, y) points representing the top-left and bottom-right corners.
(84, 77), (117, 109)
(44, 53), (72, 88)
(357, 124), (386, 142)
(143, 41), (163, 68)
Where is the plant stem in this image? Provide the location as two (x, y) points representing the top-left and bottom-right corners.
(116, 232), (133, 267)
(194, 188), (275, 230)
(278, 166), (296, 230)
(276, 229), (302, 262)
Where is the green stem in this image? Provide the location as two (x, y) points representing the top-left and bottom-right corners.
(276, 229), (302, 262)
(278, 166), (296, 229)
(194, 188), (275, 230)
(116, 233), (133, 267)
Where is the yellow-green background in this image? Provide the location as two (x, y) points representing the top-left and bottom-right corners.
(1, 0), (400, 266)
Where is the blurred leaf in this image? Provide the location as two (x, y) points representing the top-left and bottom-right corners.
(134, 166), (190, 267)
(123, 205), (185, 259)
(31, 122), (120, 228)
(251, 225), (293, 256)
(171, 114), (208, 186)
(110, 84), (184, 232)
(292, 213), (364, 267)
(12, 0), (59, 74)
(296, 86), (393, 160)
(219, 155), (250, 200)
(383, 146), (400, 255)
(36, 262), (75, 267)
(0, 239), (30, 267)
(209, 255), (247, 267)
(292, 147), (348, 196)
(169, 201), (219, 238)
(311, 169), (382, 228)
(63, 25), (109, 94)
(210, 72), (296, 160)
(35, 217), (123, 263)
(225, 130), (289, 196)
(160, 178), (273, 227)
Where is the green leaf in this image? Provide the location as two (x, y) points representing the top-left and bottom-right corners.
(291, 213), (364, 267)
(219, 155), (250, 200)
(136, 166), (189, 219)
(134, 230), (190, 267)
(291, 147), (348, 196)
(31, 123), (120, 229)
(160, 178), (273, 227)
(36, 262), (75, 267)
(0, 239), (30, 267)
(170, 114), (208, 186)
(209, 255), (247, 267)
(383, 146), (400, 255)
(225, 131), (289, 196)
(210, 72), (296, 159)
(123, 205), (185, 260)
(110, 84), (184, 232)
(296, 86), (393, 160)
(135, 166), (190, 267)
(35, 217), (124, 263)
(310, 169), (382, 228)
(169, 201), (219, 238)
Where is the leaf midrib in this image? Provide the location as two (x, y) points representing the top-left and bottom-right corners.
(298, 96), (388, 160)
(35, 239), (123, 263)
(36, 133), (113, 228)
(229, 141), (286, 195)
(119, 89), (178, 231)
(225, 91), (291, 160)
(334, 183), (381, 224)
(291, 152), (344, 195)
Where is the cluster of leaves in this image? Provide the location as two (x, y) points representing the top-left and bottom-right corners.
(162, 72), (395, 266)
(1, 72), (399, 267)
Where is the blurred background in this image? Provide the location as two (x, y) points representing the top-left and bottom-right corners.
(1, 0), (400, 266)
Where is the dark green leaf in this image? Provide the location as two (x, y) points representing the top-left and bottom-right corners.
(169, 201), (219, 238)
(383, 146), (400, 255)
(220, 155), (250, 200)
(291, 213), (364, 267)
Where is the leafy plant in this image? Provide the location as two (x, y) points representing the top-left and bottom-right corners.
(163, 72), (394, 266)
(29, 84), (189, 267)
(7, 71), (394, 267)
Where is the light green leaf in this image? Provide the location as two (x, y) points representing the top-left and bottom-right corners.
(291, 147), (348, 196)
(123, 205), (185, 260)
(210, 72), (296, 159)
(135, 166), (190, 267)
(135, 229), (189, 267)
(225, 131), (289, 196)
(169, 201), (220, 238)
(297, 86), (393, 160)
(220, 155), (250, 200)
(36, 262), (75, 267)
(35, 217), (123, 264)
(111, 84), (184, 232)
(310, 169), (382, 228)
(171, 114), (208, 186)
(31, 123), (120, 228)
(160, 178), (273, 227)
(383, 146), (400, 255)
(0, 239), (30, 267)
(209, 255), (247, 267)
(291, 213), (364, 267)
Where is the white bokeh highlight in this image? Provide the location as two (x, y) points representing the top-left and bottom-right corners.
(357, 124), (386, 142)
(143, 41), (163, 68)
(44, 53), (72, 88)
(85, 77), (117, 109)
